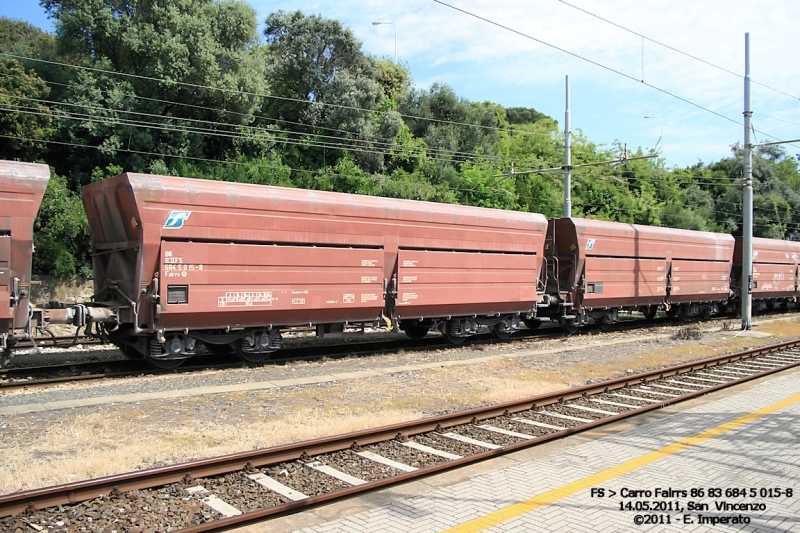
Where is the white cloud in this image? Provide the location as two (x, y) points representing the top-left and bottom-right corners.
(219, 0), (800, 165)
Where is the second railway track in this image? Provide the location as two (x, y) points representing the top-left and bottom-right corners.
(1, 338), (799, 532)
(0, 313), (764, 392)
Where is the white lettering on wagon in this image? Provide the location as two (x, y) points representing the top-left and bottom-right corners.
(218, 291), (273, 307)
(163, 262), (204, 278)
(361, 259), (378, 267)
(343, 294), (355, 304)
(361, 275), (379, 283)
(361, 294), (379, 303)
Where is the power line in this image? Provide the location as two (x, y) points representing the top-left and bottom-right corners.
(0, 99), (540, 170)
(6, 130), (798, 234)
(0, 133), (547, 204)
(433, 0), (741, 126)
(432, 0), (800, 151)
(557, 0), (800, 103)
(0, 93), (503, 164)
(0, 70), (530, 162)
(0, 52), (554, 139)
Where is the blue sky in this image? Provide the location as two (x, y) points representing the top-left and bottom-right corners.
(4, 0), (800, 169)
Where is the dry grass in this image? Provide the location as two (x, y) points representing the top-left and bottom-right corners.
(2, 317), (800, 494)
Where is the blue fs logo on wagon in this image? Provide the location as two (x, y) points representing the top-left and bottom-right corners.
(164, 211), (192, 229)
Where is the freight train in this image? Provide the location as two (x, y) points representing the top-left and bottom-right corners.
(3, 160), (800, 368)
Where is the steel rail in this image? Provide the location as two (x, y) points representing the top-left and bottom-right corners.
(0, 313), (741, 391)
(1, 338), (799, 526)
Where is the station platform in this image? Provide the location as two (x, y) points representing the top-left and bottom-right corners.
(255, 366), (800, 532)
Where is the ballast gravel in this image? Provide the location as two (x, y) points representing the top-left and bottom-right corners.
(0, 484), (214, 533)
(0, 323), (685, 410)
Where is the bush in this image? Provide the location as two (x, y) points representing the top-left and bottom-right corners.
(33, 170), (90, 277)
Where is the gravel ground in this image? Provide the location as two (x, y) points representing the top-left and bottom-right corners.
(0, 483), (214, 533)
(262, 463), (349, 496)
(1, 315), (799, 497)
(369, 440), (445, 469)
(0, 322), (720, 409)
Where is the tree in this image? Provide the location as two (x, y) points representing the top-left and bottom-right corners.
(41, 0), (267, 181)
(0, 58), (53, 160)
(505, 107), (547, 125)
(263, 10), (389, 174)
(398, 84), (503, 167)
(0, 17), (57, 59)
(375, 59), (410, 100)
(707, 146), (800, 239)
(33, 170), (91, 277)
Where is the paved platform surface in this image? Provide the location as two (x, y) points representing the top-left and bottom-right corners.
(249, 367), (800, 533)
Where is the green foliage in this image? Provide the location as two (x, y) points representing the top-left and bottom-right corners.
(0, 17), (57, 65)
(375, 59), (411, 99)
(263, 10), (388, 175)
(454, 163), (519, 210)
(0, 59), (54, 159)
(41, 0), (267, 180)
(5, 4), (800, 279)
(33, 170), (90, 277)
(505, 107), (548, 125)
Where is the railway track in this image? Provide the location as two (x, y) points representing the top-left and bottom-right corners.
(0, 314), (725, 392)
(2, 339), (799, 532)
(0, 333), (458, 392)
(13, 332), (103, 350)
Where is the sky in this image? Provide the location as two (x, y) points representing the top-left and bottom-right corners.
(3, 0), (800, 169)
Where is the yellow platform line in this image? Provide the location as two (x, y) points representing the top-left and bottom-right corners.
(442, 391), (800, 533)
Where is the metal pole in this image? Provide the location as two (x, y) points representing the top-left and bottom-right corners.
(742, 33), (753, 330)
(564, 75), (572, 218)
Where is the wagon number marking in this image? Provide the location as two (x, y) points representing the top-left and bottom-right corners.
(163, 251), (203, 278)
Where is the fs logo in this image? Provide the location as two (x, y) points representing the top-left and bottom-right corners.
(164, 211), (191, 229)
(586, 239), (596, 250)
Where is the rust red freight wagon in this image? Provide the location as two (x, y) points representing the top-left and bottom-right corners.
(0, 160), (115, 366)
(542, 218), (735, 331)
(0, 161), (49, 363)
(82, 173), (549, 368)
(732, 236), (800, 311)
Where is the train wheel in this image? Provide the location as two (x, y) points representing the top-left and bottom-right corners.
(642, 306), (657, 320)
(443, 320), (467, 345)
(700, 307), (713, 321)
(679, 305), (693, 322)
(118, 344), (144, 360)
(144, 338), (186, 369)
(234, 346), (272, 363)
(490, 323), (513, 340)
(144, 353), (185, 370)
(1, 347), (12, 367)
(523, 318), (541, 330)
(444, 332), (467, 344)
(561, 318), (580, 334)
(404, 325), (429, 339)
(596, 315), (612, 332)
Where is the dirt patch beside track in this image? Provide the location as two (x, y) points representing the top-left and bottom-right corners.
(1, 316), (798, 494)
